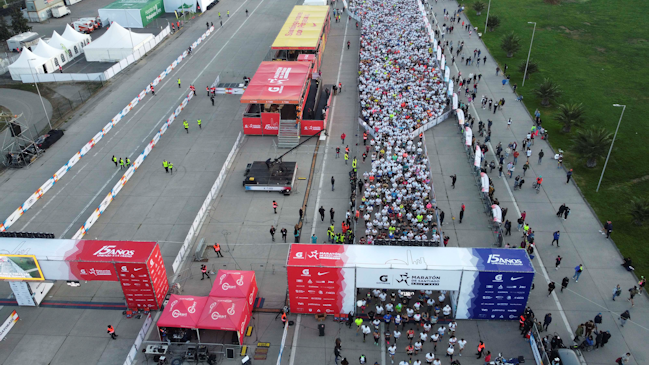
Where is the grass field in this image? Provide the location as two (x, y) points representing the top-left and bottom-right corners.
(461, 0), (649, 279)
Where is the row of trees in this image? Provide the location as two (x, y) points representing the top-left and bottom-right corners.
(0, 8), (33, 43)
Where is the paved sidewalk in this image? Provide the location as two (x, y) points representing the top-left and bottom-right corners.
(427, 1), (647, 364)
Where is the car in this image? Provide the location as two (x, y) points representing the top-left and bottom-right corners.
(35, 130), (64, 150)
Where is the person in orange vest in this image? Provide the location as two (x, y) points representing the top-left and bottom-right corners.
(281, 312), (287, 326)
(355, 210), (360, 223)
(190, 85), (196, 96)
(476, 341), (485, 358)
(206, 86), (210, 96)
(150, 83), (155, 96)
(201, 264), (210, 280)
(272, 200), (278, 214)
(363, 131), (367, 145)
(213, 243), (223, 257)
(107, 325), (118, 339)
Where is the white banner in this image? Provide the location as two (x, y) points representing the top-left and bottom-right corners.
(464, 126), (472, 146)
(453, 95), (459, 111)
(491, 204), (502, 223)
(481, 172), (489, 192)
(0, 311), (19, 341)
(475, 145), (482, 167)
(445, 66), (450, 82)
(440, 55), (446, 71)
(448, 79), (454, 96)
(436, 46), (442, 61)
(356, 268), (463, 291)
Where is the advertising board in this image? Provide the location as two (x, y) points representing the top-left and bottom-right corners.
(0, 255), (44, 281)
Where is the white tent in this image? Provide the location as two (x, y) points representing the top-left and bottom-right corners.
(8, 48), (52, 81)
(62, 24), (92, 51)
(48, 31), (83, 61)
(83, 22), (153, 62)
(32, 39), (68, 70)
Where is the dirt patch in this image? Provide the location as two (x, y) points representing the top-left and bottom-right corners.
(583, 22), (591, 26)
(629, 38), (647, 45)
(559, 25), (583, 39)
(595, 47), (606, 53)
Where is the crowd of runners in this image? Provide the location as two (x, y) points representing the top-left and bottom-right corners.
(351, 0), (449, 246)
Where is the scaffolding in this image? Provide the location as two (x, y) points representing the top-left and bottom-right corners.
(1, 113), (43, 168)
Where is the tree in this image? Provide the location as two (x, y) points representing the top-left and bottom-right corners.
(487, 15), (500, 32)
(10, 8), (31, 34)
(571, 127), (613, 168)
(473, 1), (486, 15)
(518, 59), (539, 79)
(500, 32), (521, 58)
(0, 17), (13, 43)
(629, 197), (649, 226)
(555, 103), (585, 133)
(534, 78), (562, 106)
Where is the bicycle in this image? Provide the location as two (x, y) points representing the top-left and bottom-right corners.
(532, 181), (541, 194)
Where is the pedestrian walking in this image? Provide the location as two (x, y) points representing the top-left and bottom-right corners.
(628, 286), (638, 306)
(183, 120), (189, 133)
(270, 225), (276, 241)
(538, 149), (544, 164)
(573, 264), (583, 282)
(213, 243), (223, 257)
(126, 157), (130, 168)
(319, 206), (325, 221)
(566, 169), (573, 183)
(552, 231), (560, 246)
(119, 158), (125, 169)
(612, 284), (622, 300)
(450, 174), (457, 188)
(601, 220), (613, 238)
(112, 155), (118, 167)
(107, 325), (118, 339)
(150, 84), (155, 96)
(439, 210), (445, 225)
(197, 119), (202, 129)
(459, 203), (465, 223)
(281, 227), (288, 242)
(273, 200), (278, 214)
(547, 282), (555, 296)
(201, 264), (210, 280)
(168, 161), (173, 174)
(341, 133), (346, 144)
(543, 313), (552, 331)
(178, 78), (181, 88)
(331, 176), (335, 191)
(561, 277), (569, 292)
(619, 310), (630, 327)
(344, 153), (349, 164)
(330, 208), (335, 223)
(555, 255), (562, 270)
(475, 341), (485, 358)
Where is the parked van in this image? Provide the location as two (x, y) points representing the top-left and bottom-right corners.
(52, 6), (71, 18)
(6, 32), (41, 52)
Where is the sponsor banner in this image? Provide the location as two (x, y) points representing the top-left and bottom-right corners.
(242, 117), (262, 135)
(472, 248), (535, 272)
(356, 268), (462, 291)
(261, 113), (280, 135)
(467, 272), (534, 320)
(0, 311), (19, 341)
(300, 120), (324, 135)
(287, 266), (344, 314)
(70, 261), (118, 281)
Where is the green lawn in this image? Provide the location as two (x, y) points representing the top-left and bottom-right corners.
(462, 0), (649, 279)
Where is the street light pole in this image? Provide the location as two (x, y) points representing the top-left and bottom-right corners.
(27, 58), (53, 131)
(596, 104), (626, 192)
(522, 21), (536, 87)
(484, 0), (492, 35)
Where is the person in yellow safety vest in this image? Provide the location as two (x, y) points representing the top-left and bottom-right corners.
(213, 243), (223, 257)
(227, 10), (230, 17)
(281, 312), (287, 326)
(178, 78), (181, 88)
(183, 120), (189, 133)
(338, 233), (344, 244)
(112, 155), (118, 167)
(163, 160), (169, 173)
(169, 162), (174, 174)
(119, 158), (125, 169)
(197, 119), (202, 129)
(344, 153), (349, 164)
(126, 157), (131, 167)
(352, 158), (357, 169)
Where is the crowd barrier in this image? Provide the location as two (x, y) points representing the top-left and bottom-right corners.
(71, 89), (195, 239)
(123, 313), (153, 365)
(171, 132), (244, 273)
(0, 26), (216, 233)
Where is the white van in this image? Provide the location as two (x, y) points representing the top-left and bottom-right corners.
(52, 6), (71, 18)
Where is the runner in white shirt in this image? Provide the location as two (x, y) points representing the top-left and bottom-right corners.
(446, 345), (455, 359)
(443, 304), (452, 318)
(393, 329), (401, 343)
(414, 340), (423, 354)
(425, 352), (435, 364)
(388, 344), (397, 363)
(362, 324), (371, 342)
(449, 321), (457, 335)
(376, 304), (384, 315)
(437, 325), (446, 339)
(413, 313), (421, 323)
(413, 360), (422, 365)
(420, 331), (428, 342)
(379, 292), (387, 303)
(458, 338), (467, 356)
(406, 307), (415, 318)
(423, 323), (432, 333)
(385, 302), (394, 313)
(449, 335), (458, 348)
(433, 359), (442, 365)
(438, 292), (446, 303)
(430, 333), (439, 351)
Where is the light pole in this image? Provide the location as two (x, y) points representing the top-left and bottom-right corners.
(522, 21), (536, 87)
(483, 0), (492, 35)
(596, 104), (626, 192)
(27, 58), (53, 131)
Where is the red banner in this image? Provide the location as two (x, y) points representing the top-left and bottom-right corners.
(287, 266), (343, 314)
(69, 262), (118, 281)
(119, 263), (158, 309)
(148, 245), (169, 307)
(242, 117), (262, 135)
(261, 113), (280, 135)
(300, 120), (324, 136)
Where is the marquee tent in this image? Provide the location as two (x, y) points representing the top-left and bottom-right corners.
(62, 24), (92, 50)
(157, 295), (207, 329)
(98, 0), (164, 28)
(8, 48), (52, 81)
(209, 270), (258, 312)
(198, 297), (250, 343)
(240, 61), (311, 105)
(32, 40), (68, 69)
(84, 22), (154, 62)
(48, 31), (83, 61)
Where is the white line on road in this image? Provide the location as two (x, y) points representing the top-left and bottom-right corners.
(310, 17), (350, 237)
(287, 314), (302, 365)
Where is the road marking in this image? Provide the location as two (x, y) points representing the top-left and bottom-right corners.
(287, 314), (301, 365)
(311, 17), (349, 236)
(430, 4), (581, 350)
